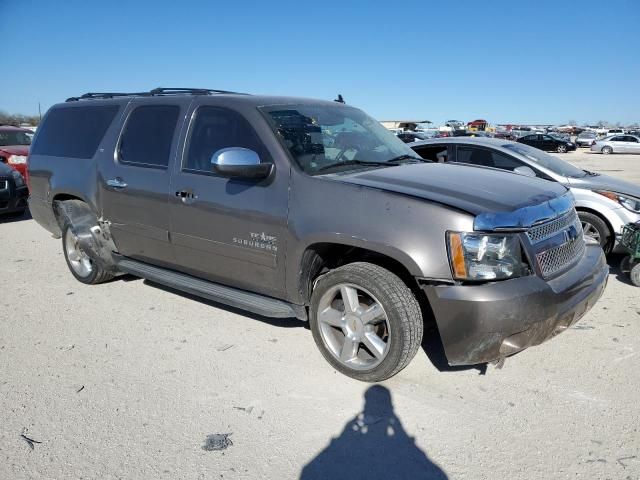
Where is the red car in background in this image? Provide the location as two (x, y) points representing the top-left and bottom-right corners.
(0, 125), (33, 187)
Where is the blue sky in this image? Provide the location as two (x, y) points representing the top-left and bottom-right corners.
(1, 0), (638, 125)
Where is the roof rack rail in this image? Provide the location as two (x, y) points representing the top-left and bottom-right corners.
(66, 87), (248, 102)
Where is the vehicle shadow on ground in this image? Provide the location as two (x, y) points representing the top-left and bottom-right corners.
(140, 279), (306, 329)
(299, 385), (448, 480)
(0, 209), (31, 224)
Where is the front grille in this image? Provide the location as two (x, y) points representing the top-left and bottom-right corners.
(0, 179), (7, 191)
(527, 209), (580, 243)
(536, 235), (586, 278)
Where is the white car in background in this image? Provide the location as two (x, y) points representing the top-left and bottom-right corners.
(591, 135), (640, 154)
(411, 137), (640, 254)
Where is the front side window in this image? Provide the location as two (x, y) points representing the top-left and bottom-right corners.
(610, 136), (625, 142)
(183, 106), (268, 173)
(118, 105), (179, 168)
(0, 130), (32, 146)
(262, 104), (421, 175)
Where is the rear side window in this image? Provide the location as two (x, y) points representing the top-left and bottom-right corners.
(31, 105), (119, 158)
(454, 146), (526, 172)
(183, 106), (268, 173)
(118, 105), (179, 168)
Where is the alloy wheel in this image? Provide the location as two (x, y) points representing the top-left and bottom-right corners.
(316, 283), (390, 371)
(64, 228), (94, 277)
(581, 221), (601, 245)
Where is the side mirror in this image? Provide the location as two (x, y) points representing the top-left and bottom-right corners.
(514, 166), (537, 177)
(210, 147), (273, 179)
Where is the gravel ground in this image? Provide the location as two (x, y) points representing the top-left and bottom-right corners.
(1, 150), (639, 479)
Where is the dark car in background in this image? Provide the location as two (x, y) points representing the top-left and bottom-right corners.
(517, 133), (576, 153)
(0, 161), (29, 216)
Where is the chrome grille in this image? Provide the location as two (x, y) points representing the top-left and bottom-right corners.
(536, 237), (585, 278)
(527, 209), (580, 244)
(0, 180), (7, 191)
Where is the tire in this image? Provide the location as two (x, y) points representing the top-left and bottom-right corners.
(578, 211), (612, 254)
(309, 262), (423, 382)
(630, 263), (640, 287)
(62, 222), (113, 285)
(601, 146), (613, 155)
(557, 144), (567, 153)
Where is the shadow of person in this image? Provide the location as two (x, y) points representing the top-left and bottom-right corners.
(300, 385), (448, 480)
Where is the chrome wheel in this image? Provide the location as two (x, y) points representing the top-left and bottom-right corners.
(602, 146), (612, 154)
(316, 283), (390, 371)
(64, 228), (93, 277)
(581, 221), (601, 244)
(557, 145), (567, 153)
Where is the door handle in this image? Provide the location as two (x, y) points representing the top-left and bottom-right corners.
(175, 190), (197, 204)
(107, 178), (128, 189)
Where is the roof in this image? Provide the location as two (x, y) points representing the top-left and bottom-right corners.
(410, 137), (514, 148)
(0, 125), (34, 132)
(57, 87), (347, 110)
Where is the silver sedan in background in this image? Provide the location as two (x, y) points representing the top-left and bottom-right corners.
(410, 137), (640, 253)
(591, 135), (640, 154)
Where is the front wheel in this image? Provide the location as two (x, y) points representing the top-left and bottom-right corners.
(62, 223), (113, 285)
(602, 146), (613, 155)
(309, 262), (423, 382)
(557, 144), (568, 153)
(578, 211), (612, 254)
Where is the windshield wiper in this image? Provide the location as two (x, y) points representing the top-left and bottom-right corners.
(386, 154), (429, 164)
(315, 160), (388, 173)
(583, 169), (600, 177)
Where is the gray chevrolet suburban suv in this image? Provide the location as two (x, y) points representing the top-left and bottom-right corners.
(28, 88), (608, 382)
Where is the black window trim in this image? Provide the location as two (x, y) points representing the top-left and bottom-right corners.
(115, 104), (181, 170)
(452, 144), (552, 180)
(180, 104), (272, 177)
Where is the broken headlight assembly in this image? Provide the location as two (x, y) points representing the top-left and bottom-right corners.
(446, 232), (530, 281)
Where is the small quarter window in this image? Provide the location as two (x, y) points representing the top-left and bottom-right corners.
(31, 105), (119, 159)
(118, 105), (179, 168)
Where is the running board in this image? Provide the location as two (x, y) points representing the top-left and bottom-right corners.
(115, 257), (307, 321)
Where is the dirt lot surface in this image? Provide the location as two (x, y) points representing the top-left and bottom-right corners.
(1, 150), (639, 479)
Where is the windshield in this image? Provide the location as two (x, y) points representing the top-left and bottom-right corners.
(262, 104), (421, 175)
(0, 130), (32, 146)
(502, 142), (586, 178)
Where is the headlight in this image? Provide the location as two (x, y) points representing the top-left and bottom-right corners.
(11, 170), (25, 187)
(446, 232), (530, 281)
(596, 190), (640, 213)
(8, 155), (27, 164)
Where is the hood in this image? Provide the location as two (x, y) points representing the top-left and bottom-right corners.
(568, 173), (640, 198)
(333, 163), (568, 216)
(0, 145), (29, 156)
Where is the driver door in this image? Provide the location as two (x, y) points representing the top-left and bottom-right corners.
(168, 102), (290, 298)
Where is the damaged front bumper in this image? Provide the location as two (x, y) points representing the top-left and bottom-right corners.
(422, 243), (608, 366)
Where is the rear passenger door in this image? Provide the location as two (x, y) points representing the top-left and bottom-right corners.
(98, 98), (188, 266)
(168, 102), (290, 298)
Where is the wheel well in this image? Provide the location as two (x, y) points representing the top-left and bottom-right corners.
(298, 243), (419, 304)
(51, 194), (85, 225)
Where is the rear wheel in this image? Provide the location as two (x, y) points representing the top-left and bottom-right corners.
(62, 223), (113, 284)
(309, 262), (423, 382)
(578, 211), (611, 254)
(601, 146), (613, 155)
(557, 144), (567, 153)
